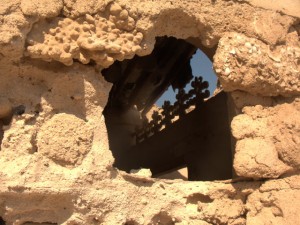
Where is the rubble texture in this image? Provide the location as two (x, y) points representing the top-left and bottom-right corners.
(0, 0), (299, 224)
(26, 3), (143, 67)
(214, 32), (300, 96)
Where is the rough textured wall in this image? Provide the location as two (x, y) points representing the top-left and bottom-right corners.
(0, 0), (299, 224)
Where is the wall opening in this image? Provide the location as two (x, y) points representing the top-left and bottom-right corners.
(102, 36), (233, 181)
(155, 49), (217, 107)
(151, 49), (220, 180)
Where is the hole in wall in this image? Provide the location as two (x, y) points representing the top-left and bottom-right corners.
(155, 49), (218, 107)
(13, 105), (26, 116)
(102, 36), (233, 181)
(186, 193), (213, 204)
(152, 49), (218, 180)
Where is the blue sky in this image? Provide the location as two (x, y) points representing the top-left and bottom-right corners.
(156, 49), (217, 106)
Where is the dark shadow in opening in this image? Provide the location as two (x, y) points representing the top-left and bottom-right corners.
(102, 36), (233, 181)
(186, 193), (213, 204)
(103, 36), (196, 165)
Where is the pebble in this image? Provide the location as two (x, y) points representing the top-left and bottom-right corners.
(229, 49), (236, 55)
(225, 67), (231, 75)
(110, 3), (122, 15)
(245, 42), (252, 49)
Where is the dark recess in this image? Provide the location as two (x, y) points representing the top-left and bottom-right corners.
(102, 36), (196, 114)
(102, 36), (233, 181)
(0, 105), (26, 150)
(0, 217), (6, 225)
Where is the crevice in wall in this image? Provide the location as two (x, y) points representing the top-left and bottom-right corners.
(14, 105), (26, 116)
(186, 193), (214, 204)
(29, 131), (38, 154)
(102, 36), (234, 181)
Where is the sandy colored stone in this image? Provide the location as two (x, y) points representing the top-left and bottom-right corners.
(130, 168), (152, 178)
(26, 5), (143, 67)
(246, 175), (300, 225)
(214, 32), (300, 97)
(36, 113), (93, 166)
(63, 0), (113, 18)
(0, 0), (299, 224)
(234, 138), (292, 179)
(232, 97), (300, 178)
(1, 0), (298, 61)
(0, 0), (33, 59)
(20, 0), (63, 17)
(244, 0), (300, 18)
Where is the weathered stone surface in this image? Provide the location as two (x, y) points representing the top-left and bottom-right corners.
(63, 0), (114, 18)
(0, 0), (299, 224)
(214, 33), (300, 97)
(1, 174), (299, 225)
(244, 0), (300, 18)
(232, 95), (300, 178)
(20, 0), (63, 17)
(26, 11), (143, 67)
(246, 175), (300, 225)
(37, 113), (93, 166)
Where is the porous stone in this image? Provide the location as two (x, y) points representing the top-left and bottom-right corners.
(26, 4), (143, 67)
(214, 32), (300, 97)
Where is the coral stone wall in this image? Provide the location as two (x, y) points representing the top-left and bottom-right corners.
(0, 0), (299, 224)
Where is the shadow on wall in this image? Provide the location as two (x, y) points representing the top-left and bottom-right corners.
(27, 59), (89, 121)
(2, 58), (109, 123)
(0, 122), (3, 149)
(102, 36), (234, 181)
(0, 101), (26, 150)
(0, 217), (5, 225)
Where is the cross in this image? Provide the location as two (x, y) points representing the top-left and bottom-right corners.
(162, 101), (174, 127)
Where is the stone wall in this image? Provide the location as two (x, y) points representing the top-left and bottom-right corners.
(0, 0), (299, 224)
